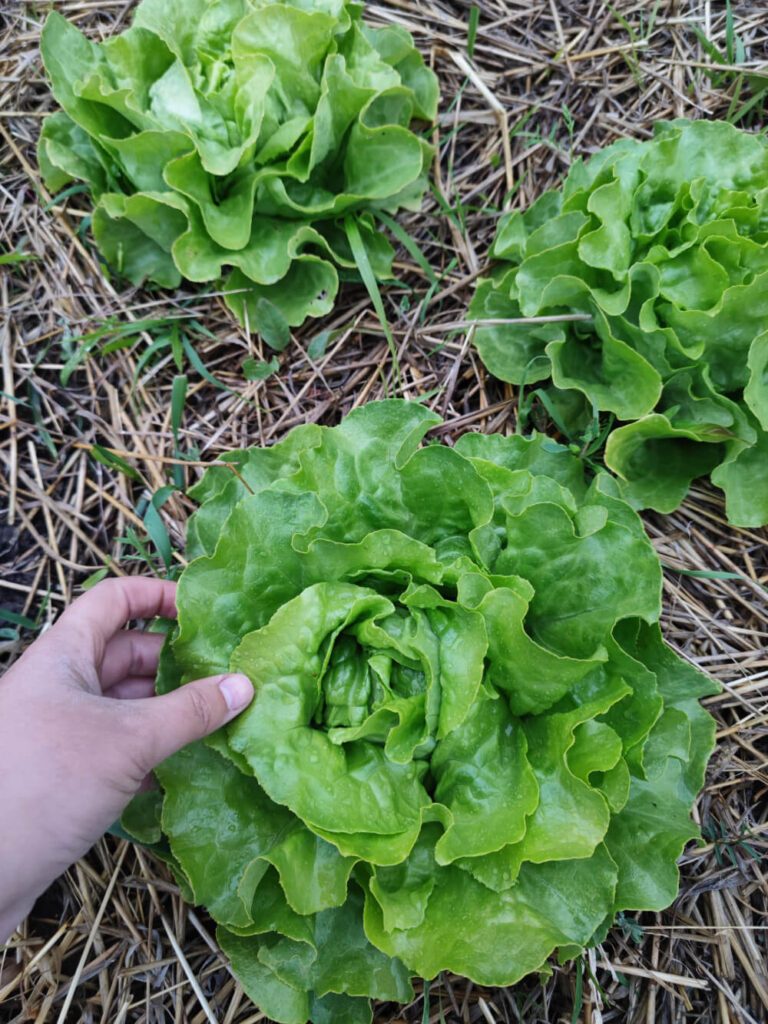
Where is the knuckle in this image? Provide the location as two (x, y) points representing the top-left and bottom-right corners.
(92, 577), (128, 611)
(129, 633), (156, 677)
(186, 685), (214, 734)
(128, 634), (144, 675)
(120, 705), (156, 777)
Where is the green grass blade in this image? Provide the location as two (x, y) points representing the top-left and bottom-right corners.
(171, 374), (188, 488)
(82, 566), (110, 589)
(376, 210), (438, 286)
(421, 979), (430, 1024)
(134, 336), (172, 381)
(42, 183), (90, 212)
(116, 528), (155, 571)
(27, 383), (57, 457)
(726, 0), (736, 62)
(0, 251), (39, 265)
(171, 375), (187, 444)
(570, 957), (584, 1024)
(467, 5), (480, 58)
(344, 215), (402, 390)
(663, 564), (763, 587)
(182, 336), (229, 391)
(170, 320), (184, 371)
(91, 443), (143, 482)
(0, 608), (38, 630)
(142, 486), (177, 571)
(60, 317), (173, 385)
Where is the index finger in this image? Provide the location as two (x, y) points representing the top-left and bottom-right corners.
(50, 577), (178, 662)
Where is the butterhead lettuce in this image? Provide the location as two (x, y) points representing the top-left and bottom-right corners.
(38, 0), (437, 337)
(470, 119), (768, 526)
(123, 400), (718, 1023)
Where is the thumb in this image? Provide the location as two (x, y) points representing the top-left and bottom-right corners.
(131, 673), (254, 770)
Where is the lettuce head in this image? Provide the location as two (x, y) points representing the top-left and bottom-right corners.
(470, 119), (768, 526)
(38, 0), (438, 338)
(123, 399), (718, 1024)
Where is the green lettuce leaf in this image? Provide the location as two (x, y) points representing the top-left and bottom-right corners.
(124, 399), (718, 1022)
(38, 0), (438, 336)
(470, 119), (768, 525)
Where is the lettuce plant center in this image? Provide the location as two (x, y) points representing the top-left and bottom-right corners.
(470, 118), (768, 527)
(38, 0), (438, 336)
(122, 400), (719, 1024)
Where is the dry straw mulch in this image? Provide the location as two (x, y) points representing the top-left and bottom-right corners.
(1, 0), (768, 1021)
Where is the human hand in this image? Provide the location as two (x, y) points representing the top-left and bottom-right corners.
(0, 577), (254, 945)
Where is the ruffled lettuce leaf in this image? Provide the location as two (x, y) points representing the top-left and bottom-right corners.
(38, 0), (438, 334)
(124, 399), (718, 1022)
(470, 119), (768, 525)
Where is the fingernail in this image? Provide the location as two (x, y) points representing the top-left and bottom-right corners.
(219, 673), (254, 713)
